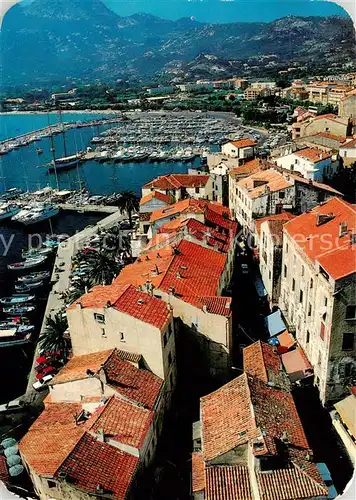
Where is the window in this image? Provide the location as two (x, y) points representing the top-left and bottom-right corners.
(279, 191), (285, 199)
(292, 278), (295, 291)
(119, 332), (125, 342)
(299, 290), (303, 303)
(47, 481), (56, 489)
(342, 332), (354, 351)
(284, 265), (287, 278)
(195, 187), (200, 194)
(306, 330), (310, 343)
(310, 278), (313, 289)
(346, 305), (356, 320)
(308, 303), (312, 317)
(163, 331), (168, 347)
(286, 243), (288, 254)
(318, 351), (322, 366)
(101, 328), (106, 338)
(320, 322), (325, 341)
(168, 351), (172, 366)
(301, 265), (304, 277)
(94, 313), (105, 324)
(324, 297), (328, 307)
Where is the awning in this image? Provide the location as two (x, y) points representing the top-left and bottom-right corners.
(334, 395), (356, 439)
(265, 310), (286, 337)
(276, 330), (296, 354)
(281, 346), (313, 383)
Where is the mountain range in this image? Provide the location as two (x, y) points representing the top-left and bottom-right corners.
(1, 0), (355, 86)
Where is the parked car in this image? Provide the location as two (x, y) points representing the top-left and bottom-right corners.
(316, 463), (337, 499)
(241, 263), (249, 275)
(33, 374), (54, 391)
(0, 399), (25, 413)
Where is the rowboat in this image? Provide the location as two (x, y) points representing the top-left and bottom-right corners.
(17, 271), (50, 283)
(3, 305), (36, 316)
(0, 322), (35, 334)
(0, 295), (35, 305)
(7, 256), (47, 270)
(15, 281), (43, 293)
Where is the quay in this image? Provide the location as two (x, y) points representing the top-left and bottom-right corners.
(0, 116), (120, 152)
(25, 208), (124, 393)
(58, 204), (119, 214)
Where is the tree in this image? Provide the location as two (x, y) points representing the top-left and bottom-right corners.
(39, 312), (70, 361)
(116, 190), (139, 227)
(104, 226), (132, 261)
(86, 250), (122, 285)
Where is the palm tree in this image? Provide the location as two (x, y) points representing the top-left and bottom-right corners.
(116, 190), (139, 227)
(104, 226), (132, 260)
(67, 276), (95, 305)
(39, 311), (70, 361)
(86, 250), (121, 285)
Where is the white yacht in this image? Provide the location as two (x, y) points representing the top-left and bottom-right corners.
(17, 205), (59, 225)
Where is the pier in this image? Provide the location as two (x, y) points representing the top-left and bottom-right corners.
(25, 209), (125, 393)
(58, 204), (119, 214)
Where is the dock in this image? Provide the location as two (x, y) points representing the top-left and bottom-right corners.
(58, 204), (119, 214)
(25, 209), (125, 394)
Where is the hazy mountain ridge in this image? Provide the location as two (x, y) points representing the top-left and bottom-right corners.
(1, 0), (355, 85)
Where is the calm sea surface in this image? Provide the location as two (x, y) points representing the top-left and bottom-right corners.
(0, 112), (202, 195)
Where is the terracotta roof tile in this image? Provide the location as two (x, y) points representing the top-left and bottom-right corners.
(19, 402), (91, 475)
(192, 452), (205, 493)
(243, 341), (282, 383)
(230, 158), (262, 179)
(139, 190), (172, 206)
(104, 350), (163, 409)
(231, 138), (256, 148)
(51, 350), (114, 385)
(237, 169), (292, 199)
(90, 396), (153, 449)
(284, 197), (356, 280)
(315, 132), (346, 143)
(206, 466), (252, 500)
(69, 284), (172, 330)
(143, 174), (210, 190)
(295, 148), (331, 163)
(255, 212), (295, 237)
(56, 433), (138, 500)
(159, 240), (228, 315)
(149, 198), (205, 223)
(341, 137), (356, 148)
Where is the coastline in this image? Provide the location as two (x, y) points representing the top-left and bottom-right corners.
(0, 109), (118, 116)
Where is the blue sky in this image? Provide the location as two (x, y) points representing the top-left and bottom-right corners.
(104, 0), (349, 22)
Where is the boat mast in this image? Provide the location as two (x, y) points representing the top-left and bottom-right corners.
(48, 115), (59, 191)
(59, 110), (68, 157)
(0, 162), (6, 192)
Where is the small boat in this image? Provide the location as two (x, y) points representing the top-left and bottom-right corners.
(7, 256), (47, 270)
(0, 203), (21, 221)
(0, 327), (33, 347)
(3, 305), (36, 316)
(43, 234), (67, 248)
(0, 322), (35, 334)
(0, 295), (35, 305)
(17, 205), (59, 225)
(17, 270), (50, 283)
(36, 148), (43, 155)
(22, 247), (53, 259)
(15, 281), (43, 292)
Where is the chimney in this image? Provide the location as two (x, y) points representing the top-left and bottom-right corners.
(281, 431), (289, 444)
(339, 222), (348, 238)
(76, 302), (83, 309)
(97, 429), (105, 442)
(106, 301), (111, 308)
(176, 271), (182, 279)
(137, 298), (145, 305)
(202, 304), (208, 313)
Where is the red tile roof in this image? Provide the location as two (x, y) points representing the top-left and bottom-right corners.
(143, 174), (210, 190)
(230, 138), (256, 148)
(281, 346), (313, 382)
(199, 373), (328, 499)
(315, 132), (346, 143)
(313, 113), (347, 124)
(284, 197), (356, 280)
(206, 466), (252, 500)
(256, 466), (327, 500)
(192, 452), (205, 493)
(90, 396), (153, 449)
(237, 169), (292, 199)
(255, 212), (295, 237)
(159, 239), (229, 316)
(19, 402), (90, 475)
(149, 197), (206, 223)
(139, 190), (172, 206)
(56, 433), (138, 500)
(341, 137), (356, 149)
(230, 158), (262, 179)
(104, 350), (163, 409)
(243, 341), (283, 384)
(69, 284), (171, 330)
(295, 148), (331, 163)
(51, 349), (114, 385)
